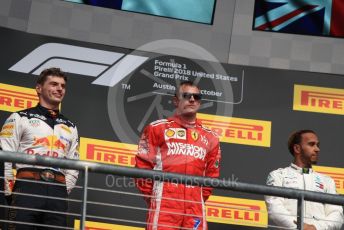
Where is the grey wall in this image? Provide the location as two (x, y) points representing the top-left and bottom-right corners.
(0, 0), (235, 62)
(1, 0), (344, 75)
(0, 0), (30, 31)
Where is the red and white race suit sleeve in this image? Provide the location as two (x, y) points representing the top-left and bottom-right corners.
(202, 138), (221, 201)
(135, 125), (158, 203)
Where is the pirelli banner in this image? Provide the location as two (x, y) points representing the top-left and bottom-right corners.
(0, 26), (344, 230)
(0, 83), (38, 112)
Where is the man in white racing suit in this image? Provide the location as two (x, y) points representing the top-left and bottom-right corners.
(266, 130), (343, 230)
(0, 67), (79, 229)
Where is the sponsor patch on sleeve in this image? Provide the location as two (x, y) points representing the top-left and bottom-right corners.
(0, 120), (15, 138)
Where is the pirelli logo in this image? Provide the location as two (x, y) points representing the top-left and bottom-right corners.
(313, 165), (344, 195)
(206, 195), (267, 227)
(0, 83), (38, 112)
(80, 137), (137, 167)
(197, 113), (271, 147)
(74, 220), (143, 230)
(73, 197), (267, 229)
(293, 85), (344, 115)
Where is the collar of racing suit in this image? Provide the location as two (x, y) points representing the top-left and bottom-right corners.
(169, 114), (202, 129)
(37, 104), (60, 119)
(290, 163), (313, 174)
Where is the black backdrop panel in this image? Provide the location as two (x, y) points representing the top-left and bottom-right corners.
(0, 27), (343, 229)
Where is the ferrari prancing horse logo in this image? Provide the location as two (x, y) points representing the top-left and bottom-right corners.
(191, 130), (199, 141)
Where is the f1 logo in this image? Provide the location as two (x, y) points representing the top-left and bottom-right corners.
(9, 43), (149, 87)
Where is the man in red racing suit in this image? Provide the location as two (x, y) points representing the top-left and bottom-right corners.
(135, 81), (221, 230)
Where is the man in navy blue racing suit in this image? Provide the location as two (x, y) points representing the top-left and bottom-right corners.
(0, 67), (79, 229)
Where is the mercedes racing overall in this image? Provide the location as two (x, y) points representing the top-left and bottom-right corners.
(266, 163), (343, 230)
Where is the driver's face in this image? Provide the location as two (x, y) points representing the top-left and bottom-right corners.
(297, 132), (320, 165)
(175, 85), (201, 116)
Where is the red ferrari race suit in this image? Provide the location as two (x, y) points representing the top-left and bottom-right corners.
(135, 115), (221, 230)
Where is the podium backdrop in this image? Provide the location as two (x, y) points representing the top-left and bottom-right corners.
(1, 27), (344, 229)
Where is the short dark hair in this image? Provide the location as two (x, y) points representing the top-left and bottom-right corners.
(288, 130), (316, 155)
(175, 81), (200, 97)
(37, 67), (67, 85)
